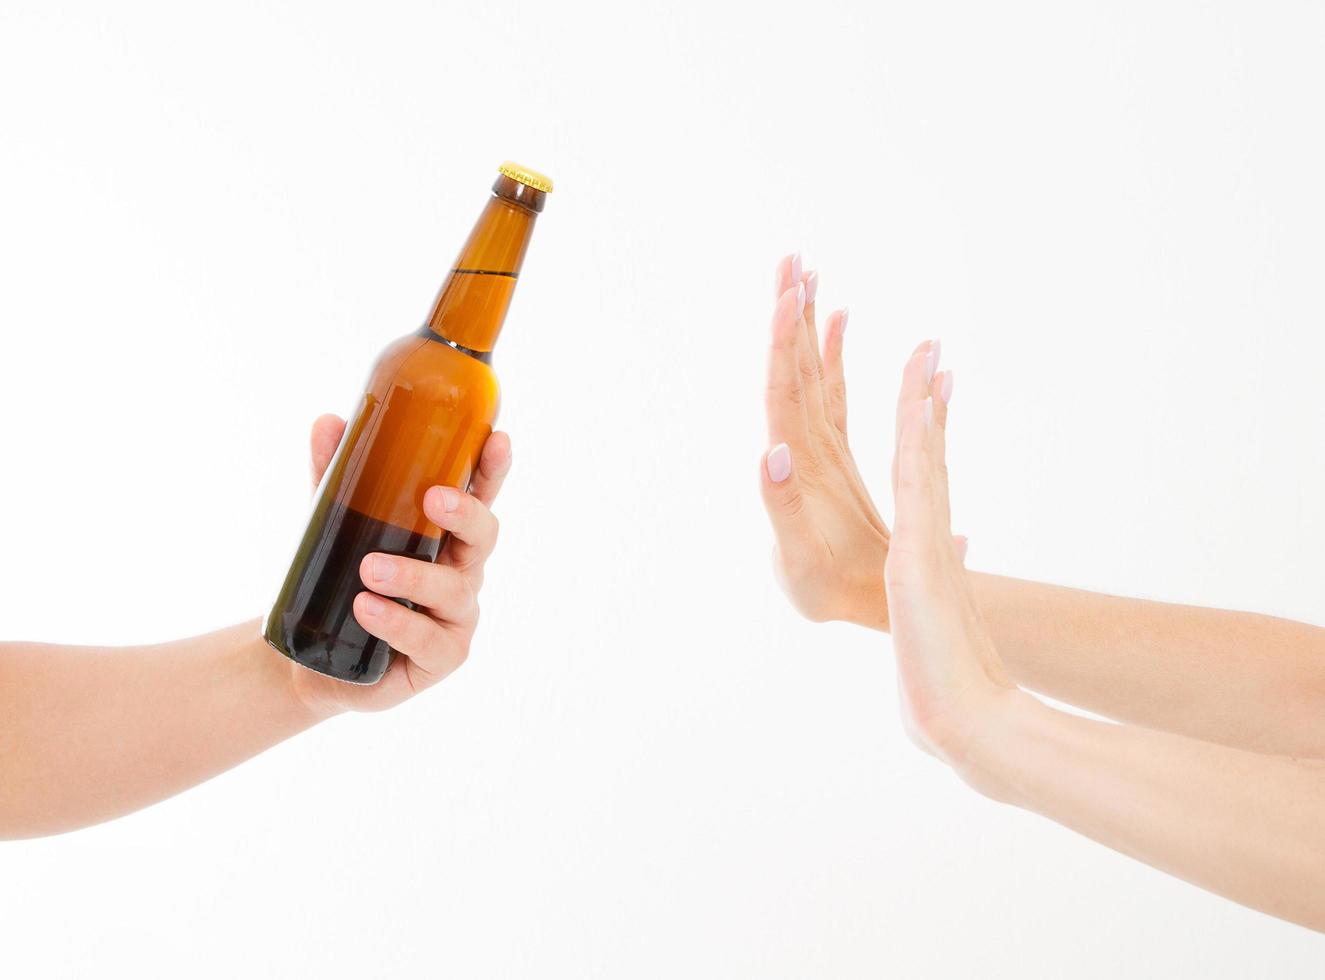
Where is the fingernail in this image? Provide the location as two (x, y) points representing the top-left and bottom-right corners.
(839, 307), (849, 335)
(439, 487), (460, 512)
(767, 443), (792, 483)
(796, 282), (806, 318)
(790, 252), (802, 283)
(371, 555), (396, 583)
(940, 370), (954, 404)
(923, 397), (934, 428)
(804, 270), (819, 305)
(360, 593), (386, 617)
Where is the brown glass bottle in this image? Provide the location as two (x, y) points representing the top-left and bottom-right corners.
(264, 163), (551, 683)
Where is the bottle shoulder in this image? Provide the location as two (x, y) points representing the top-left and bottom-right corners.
(369, 333), (499, 410)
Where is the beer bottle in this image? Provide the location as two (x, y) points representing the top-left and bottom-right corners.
(264, 162), (552, 684)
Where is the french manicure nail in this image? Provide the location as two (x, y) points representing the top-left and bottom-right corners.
(923, 397), (934, 428)
(839, 308), (849, 335)
(924, 350), (936, 385)
(795, 282), (806, 317)
(360, 593), (386, 617)
(805, 270), (819, 305)
(767, 443), (792, 483)
(940, 370), (954, 404)
(790, 252), (802, 283)
(439, 487), (460, 512)
(371, 555), (396, 583)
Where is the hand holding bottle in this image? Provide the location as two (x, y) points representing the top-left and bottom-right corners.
(289, 414), (513, 716)
(265, 162), (549, 683)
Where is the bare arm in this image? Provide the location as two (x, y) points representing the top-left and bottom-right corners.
(972, 693), (1325, 932)
(880, 338), (1325, 932)
(0, 417), (512, 839)
(0, 622), (322, 838)
(758, 254), (1325, 758)
(972, 574), (1325, 757)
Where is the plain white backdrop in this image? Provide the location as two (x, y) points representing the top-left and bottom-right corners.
(2, 0), (1324, 976)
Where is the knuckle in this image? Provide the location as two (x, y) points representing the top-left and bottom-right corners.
(441, 568), (472, 608)
(766, 379), (804, 409)
(452, 634), (473, 668)
(896, 472), (924, 494)
(407, 616), (442, 655)
(395, 557), (422, 593)
(452, 577), (478, 618)
(816, 432), (845, 466)
(776, 486), (805, 518)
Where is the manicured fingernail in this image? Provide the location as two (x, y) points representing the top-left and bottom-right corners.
(790, 252), (802, 283)
(439, 487), (460, 512)
(804, 270), (819, 305)
(795, 282), (806, 317)
(839, 307), (849, 335)
(371, 555), (396, 583)
(360, 593), (386, 617)
(767, 443), (792, 483)
(923, 397), (934, 428)
(940, 370), (954, 404)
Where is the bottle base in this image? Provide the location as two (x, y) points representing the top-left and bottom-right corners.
(263, 620), (392, 686)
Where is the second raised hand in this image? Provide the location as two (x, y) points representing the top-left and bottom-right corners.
(884, 348), (1014, 769)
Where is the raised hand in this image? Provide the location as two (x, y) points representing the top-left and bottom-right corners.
(760, 254), (893, 628)
(883, 347), (1014, 770)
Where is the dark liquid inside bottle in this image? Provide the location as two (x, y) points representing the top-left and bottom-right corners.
(265, 505), (442, 683)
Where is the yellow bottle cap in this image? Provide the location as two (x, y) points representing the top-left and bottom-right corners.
(498, 161), (554, 194)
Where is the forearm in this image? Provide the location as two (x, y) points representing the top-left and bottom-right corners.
(967, 574), (1325, 757)
(0, 619), (333, 838)
(967, 693), (1325, 932)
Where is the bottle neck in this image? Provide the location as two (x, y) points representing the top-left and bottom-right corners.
(424, 183), (540, 356)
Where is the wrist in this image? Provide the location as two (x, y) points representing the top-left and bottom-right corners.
(240, 621), (346, 725)
(949, 687), (1047, 806)
(284, 656), (352, 724)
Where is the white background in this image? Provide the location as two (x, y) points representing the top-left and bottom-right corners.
(2, 0), (1323, 976)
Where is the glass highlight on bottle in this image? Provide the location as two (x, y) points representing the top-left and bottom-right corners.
(264, 162), (552, 683)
